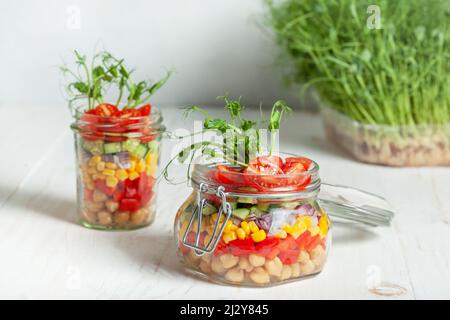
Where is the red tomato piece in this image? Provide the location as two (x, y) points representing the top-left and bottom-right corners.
(119, 108), (140, 119)
(295, 231), (311, 250)
(179, 242), (190, 255)
(276, 235), (297, 252)
(84, 189), (93, 201)
(244, 156), (284, 190)
(255, 236), (279, 255)
(266, 248), (280, 260)
(119, 198), (141, 212)
(282, 161), (306, 174)
(278, 248), (300, 265)
(214, 239), (228, 256)
(256, 155), (284, 168)
(228, 239), (256, 256)
(305, 235), (322, 252)
(93, 103), (120, 117)
(281, 161), (311, 189)
(285, 157), (313, 170)
(94, 180), (115, 196)
(140, 134), (156, 143)
(138, 104), (152, 116)
(215, 165), (245, 186)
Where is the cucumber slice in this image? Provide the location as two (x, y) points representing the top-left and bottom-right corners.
(229, 202), (238, 210)
(256, 204), (270, 212)
(237, 196), (257, 204)
(232, 208), (250, 220)
(179, 210), (192, 222)
(122, 139), (140, 153)
(104, 142), (122, 154)
(82, 140), (104, 155)
(202, 203), (217, 216)
(147, 140), (159, 154)
(281, 202), (301, 210)
(249, 206), (264, 217)
(131, 144), (149, 159)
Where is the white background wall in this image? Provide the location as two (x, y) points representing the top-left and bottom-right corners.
(0, 0), (303, 108)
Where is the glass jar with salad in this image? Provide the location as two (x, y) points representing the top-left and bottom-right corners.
(62, 50), (170, 230)
(169, 97), (394, 286)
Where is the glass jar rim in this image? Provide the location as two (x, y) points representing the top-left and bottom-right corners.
(190, 153), (321, 199)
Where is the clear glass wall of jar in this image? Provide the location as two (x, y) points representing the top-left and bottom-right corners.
(174, 160), (331, 286)
(71, 108), (164, 230)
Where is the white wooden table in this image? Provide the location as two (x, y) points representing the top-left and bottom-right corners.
(0, 105), (449, 299)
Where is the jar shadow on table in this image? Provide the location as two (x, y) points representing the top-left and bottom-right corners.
(0, 185), (77, 225)
(113, 232), (186, 276)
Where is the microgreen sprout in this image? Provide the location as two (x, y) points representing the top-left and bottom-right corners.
(266, 0), (450, 126)
(61, 50), (172, 112)
(161, 96), (291, 183)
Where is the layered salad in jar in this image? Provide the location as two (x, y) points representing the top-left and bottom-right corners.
(170, 97), (330, 286)
(62, 50), (170, 229)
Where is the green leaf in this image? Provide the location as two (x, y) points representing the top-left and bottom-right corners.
(119, 66), (129, 79)
(204, 118), (229, 132)
(269, 100), (291, 131)
(147, 71), (173, 96)
(73, 82), (89, 94)
(241, 119), (256, 131)
(93, 66), (105, 78)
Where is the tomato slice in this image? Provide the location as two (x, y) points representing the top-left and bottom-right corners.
(119, 108), (140, 119)
(256, 155), (283, 168)
(285, 157), (313, 170)
(215, 165), (245, 186)
(282, 161), (306, 174)
(138, 104), (152, 116)
(281, 161), (311, 189)
(244, 156), (284, 190)
(93, 103), (120, 117)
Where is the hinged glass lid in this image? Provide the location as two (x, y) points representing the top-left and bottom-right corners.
(318, 183), (394, 227)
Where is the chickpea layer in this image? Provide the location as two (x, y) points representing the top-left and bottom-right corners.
(182, 244), (327, 285)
